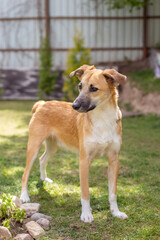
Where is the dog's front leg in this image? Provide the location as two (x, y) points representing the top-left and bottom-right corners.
(108, 152), (128, 219)
(79, 152), (93, 223)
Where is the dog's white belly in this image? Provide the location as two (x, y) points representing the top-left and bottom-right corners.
(88, 142), (109, 158)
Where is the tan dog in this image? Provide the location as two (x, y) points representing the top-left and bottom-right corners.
(20, 65), (128, 223)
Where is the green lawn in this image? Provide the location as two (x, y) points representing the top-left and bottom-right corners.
(0, 101), (160, 240)
(129, 69), (160, 94)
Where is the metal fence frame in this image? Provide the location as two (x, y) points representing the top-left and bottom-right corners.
(0, 0), (160, 61)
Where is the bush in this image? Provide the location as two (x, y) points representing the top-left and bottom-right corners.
(92, 0), (152, 12)
(38, 38), (59, 99)
(63, 31), (90, 101)
(0, 194), (26, 230)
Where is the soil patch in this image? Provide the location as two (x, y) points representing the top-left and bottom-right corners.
(119, 81), (160, 116)
(0, 219), (29, 237)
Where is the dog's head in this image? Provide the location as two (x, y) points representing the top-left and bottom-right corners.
(70, 65), (127, 113)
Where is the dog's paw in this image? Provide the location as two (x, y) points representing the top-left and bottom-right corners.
(112, 210), (128, 220)
(44, 177), (53, 183)
(20, 191), (30, 203)
(40, 177), (53, 183)
(81, 211), (94, 223)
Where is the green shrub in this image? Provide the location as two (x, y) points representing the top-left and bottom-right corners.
(0, 194), (26, 230)
(155, 42), (160, 50)
(92, 0), (153, 12)
(38, 38), (59, 99)
(63, 31), (90, 101)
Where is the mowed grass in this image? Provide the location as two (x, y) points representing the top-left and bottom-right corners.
(0, 101), (160, 240)
(129, 69), (160, 94)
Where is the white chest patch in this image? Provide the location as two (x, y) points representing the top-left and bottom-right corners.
(85, 107), (121, 157)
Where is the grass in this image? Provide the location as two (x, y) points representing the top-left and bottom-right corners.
(129, 69), (160, 94)
(0, 101), (160, 239)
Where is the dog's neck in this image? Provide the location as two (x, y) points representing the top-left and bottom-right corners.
(89, 88), (119, 121)
(89, 101), (118, 124)
(84, 89), (120, 147)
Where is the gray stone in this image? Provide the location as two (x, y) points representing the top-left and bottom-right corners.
(31, 213), (52, 221)
(20, 203), (40, 217)
(0, 226), (12, 240)
(12, 196), (22, 208)
(14, 233), (32, 240)
(36, 218), (50, 230)
(25, 221), (45, 239)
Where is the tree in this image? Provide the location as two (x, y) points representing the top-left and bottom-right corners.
(38, 38), (58, 99)
(63, 31), (90, 101)
(93, 0), (152, 12)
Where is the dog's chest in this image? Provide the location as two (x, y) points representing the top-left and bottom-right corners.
(85, 110), (120, 157)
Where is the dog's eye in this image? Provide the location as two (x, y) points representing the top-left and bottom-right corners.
(79, 83), (82, 90)
(90, 84), (98, 92)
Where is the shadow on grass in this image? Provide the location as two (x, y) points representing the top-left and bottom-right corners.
(0, 133), (159, 195)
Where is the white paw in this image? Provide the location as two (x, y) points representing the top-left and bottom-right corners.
(112, 210), (128, 219)
(81, 211), (94, 223)
(20, 191), (30, 203)
(43, 177), (53, 183)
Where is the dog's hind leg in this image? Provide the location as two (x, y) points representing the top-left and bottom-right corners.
(40, 136), (57, 183)
(20, 126), (49, 202)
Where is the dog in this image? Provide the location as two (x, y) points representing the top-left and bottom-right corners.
(20, 64), (128, 223)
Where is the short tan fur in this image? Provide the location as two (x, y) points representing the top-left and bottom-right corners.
(20, 65), (128, 223)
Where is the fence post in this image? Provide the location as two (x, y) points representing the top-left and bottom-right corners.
(143, 2), (148, 58)
(45, 0), (50, 44)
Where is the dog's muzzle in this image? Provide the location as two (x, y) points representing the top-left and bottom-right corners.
(72, 99), (96, 113)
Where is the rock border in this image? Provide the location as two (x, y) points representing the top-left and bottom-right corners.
(0, 196), (52, 240)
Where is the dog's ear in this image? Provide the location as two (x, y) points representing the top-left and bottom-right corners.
(103, 69), (127, 87)
(70, 65), (95, 80)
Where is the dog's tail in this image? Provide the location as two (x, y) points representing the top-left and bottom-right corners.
(32, 100), (45, 114)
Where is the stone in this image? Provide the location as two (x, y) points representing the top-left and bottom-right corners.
(20, 203), (40, 217)
(31, 213), (52, 221)
(14, 233), (32, 240)
(0, 226), (12, 240)
(36, 218), (50, 230)
(12, 196), (22, 208)
(25, 221), (45, 239)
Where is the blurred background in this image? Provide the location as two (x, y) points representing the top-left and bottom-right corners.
(0, 0), (160, 114)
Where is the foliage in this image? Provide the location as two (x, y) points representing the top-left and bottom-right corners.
(63, 31), (90, 101)
(93, 0), (152, 12)
(129, 69), (160, 94)
(0, 194), (15, 219)
(38, 38), (59, 99)
(0, 101), (160, 239)
(155, 42), (160, 50)
(12, 207), (26, 223)
(2, 219), (10, 229)
(0, 194), (26, 229)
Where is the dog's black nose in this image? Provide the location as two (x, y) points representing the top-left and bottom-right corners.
(72, 102), (81, 110)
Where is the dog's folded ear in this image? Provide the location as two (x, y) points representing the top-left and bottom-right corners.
(70, 65), (95, 80)
(103, 69), (127, 87)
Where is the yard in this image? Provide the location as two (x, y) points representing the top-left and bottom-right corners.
(0, 101), (160, 239)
